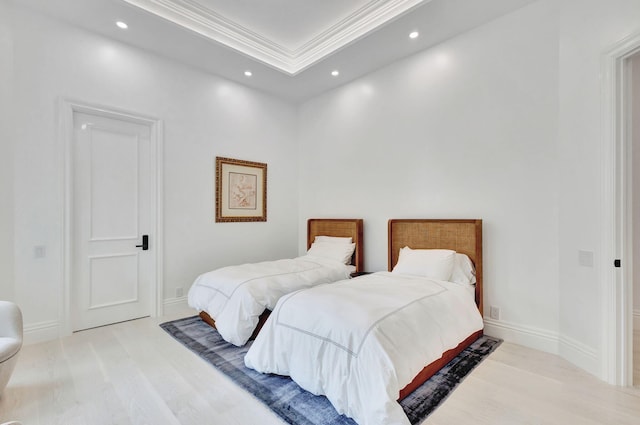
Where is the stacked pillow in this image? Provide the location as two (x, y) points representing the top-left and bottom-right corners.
(306, 236), (356, 265)
(392, 246), (476, 284)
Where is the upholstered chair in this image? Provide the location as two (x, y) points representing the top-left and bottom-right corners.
(0, 301), (23, 396)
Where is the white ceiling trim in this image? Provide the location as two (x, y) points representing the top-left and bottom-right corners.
(291, 0), (426, 74)
(122, 0), (294, 70)
(122, 0), (427, 75)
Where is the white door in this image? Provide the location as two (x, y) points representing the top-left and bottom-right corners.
(71, 110), (155, 331)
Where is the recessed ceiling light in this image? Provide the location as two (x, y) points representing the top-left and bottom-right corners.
(331, 70), (340, 77)
(116, 21), (128, 29)
(244, 70), (253, 77)
(409, 31), (419, 39)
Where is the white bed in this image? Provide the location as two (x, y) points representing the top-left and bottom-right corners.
(187, 218), (364, 346)
(244, 219), (484, 425)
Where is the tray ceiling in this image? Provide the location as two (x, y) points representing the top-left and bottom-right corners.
(15, 0), (538, 102)
(121, 0), (426, 74)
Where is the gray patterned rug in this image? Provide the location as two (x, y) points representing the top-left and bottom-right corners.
(160, 316), (501, 425)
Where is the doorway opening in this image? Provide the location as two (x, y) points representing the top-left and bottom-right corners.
(602, 32), (640, 387)
(631, 52), (640, 386)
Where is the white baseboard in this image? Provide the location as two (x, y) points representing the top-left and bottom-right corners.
(559, 334), (599, 377)
(23, 320), (60, 345)
(163, 296), (189, 316)
(23, 298), (189, 345)
(20, 305), (604, 378)
(483, 317), (560, 354)
(483, 317), (598, 377)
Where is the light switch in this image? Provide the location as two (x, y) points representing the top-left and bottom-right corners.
(578, 250), (593, 267)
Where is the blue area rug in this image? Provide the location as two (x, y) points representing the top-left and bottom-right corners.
(160, 316), (501, 425)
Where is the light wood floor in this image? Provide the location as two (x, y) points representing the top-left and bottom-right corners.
(1, 309), (639, 425)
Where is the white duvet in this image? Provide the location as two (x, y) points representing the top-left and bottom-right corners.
(244, 272), (484, 425)
(187, 255), (353, 346)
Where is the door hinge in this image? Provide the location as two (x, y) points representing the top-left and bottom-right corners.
(614, 259), (621, 268)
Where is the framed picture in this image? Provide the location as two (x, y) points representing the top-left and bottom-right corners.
(215, 156), (267, 222)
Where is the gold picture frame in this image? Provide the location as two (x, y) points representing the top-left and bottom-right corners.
(215, 156), (267, 222)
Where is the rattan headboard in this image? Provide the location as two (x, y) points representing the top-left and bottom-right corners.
(388, 219), (483, 314)
(307, 218), (364, 272)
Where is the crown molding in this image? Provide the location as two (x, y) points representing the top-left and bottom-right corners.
(122, 0), (295, 72)
(292, 0), (426, 74)
(121, 0), (427, 75)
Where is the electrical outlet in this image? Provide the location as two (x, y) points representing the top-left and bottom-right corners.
(490, 306), (501, 320)
(175, 287), (184, 297)
(34, 245), (46, 259)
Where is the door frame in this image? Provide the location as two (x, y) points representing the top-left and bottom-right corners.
(59, 98), (164, 336)
(601, 32), (640, 386)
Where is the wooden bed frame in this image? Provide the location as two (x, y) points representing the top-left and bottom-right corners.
(199, 218), (365, 339)
(387, 219), (483, 400)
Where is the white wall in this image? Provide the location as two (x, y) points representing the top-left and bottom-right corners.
(5, 5), (298, 340)
(298, 0), (640, 378)
(299, 1), (560, 342)
(633, 53), (640, 320)
(0, 0), (14, 302)
(556, 0), (640, 375)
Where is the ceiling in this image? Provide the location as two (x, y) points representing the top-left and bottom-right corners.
(16, 0), (537, 102)
(119, 0), (426, 75)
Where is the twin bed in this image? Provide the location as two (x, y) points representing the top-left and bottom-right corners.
(187, 218), (484, 425)
(187, 218), (364, 346)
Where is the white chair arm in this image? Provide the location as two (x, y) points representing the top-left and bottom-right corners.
(0, 301), (23, 343)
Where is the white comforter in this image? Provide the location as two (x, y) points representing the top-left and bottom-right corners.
(187, 255), (353, 346)
(244, 272), (484, 425)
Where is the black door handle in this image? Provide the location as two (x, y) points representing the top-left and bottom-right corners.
(136, 235), (149, 250)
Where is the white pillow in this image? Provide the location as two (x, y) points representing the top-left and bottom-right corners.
(307, 241), (356, 264)
(392, 247), (455, 280)
(450, 253), (476, 285)
(314, 235), (353, 244)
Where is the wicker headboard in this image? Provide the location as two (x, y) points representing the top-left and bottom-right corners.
(388, 219), (483, 314)
(307, 218), (364, 272)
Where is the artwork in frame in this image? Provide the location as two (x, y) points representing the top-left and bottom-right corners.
(215, 156), (267, 222)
